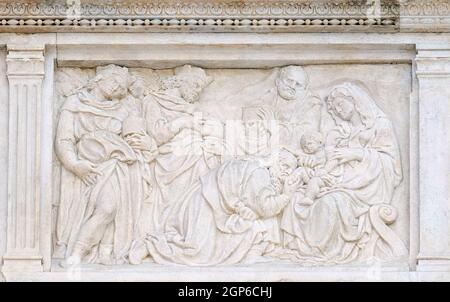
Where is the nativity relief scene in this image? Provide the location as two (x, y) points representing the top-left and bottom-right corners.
(52, 63), (408, 268)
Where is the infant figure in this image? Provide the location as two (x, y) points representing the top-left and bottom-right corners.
(293, 131), (340, 206)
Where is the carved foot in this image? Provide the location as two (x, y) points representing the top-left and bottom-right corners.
(97, 255), (115, 266)
(240, 241), (274, 265)
(129, 242), (149, 265)
(60, 255), (82, 268)
(53, 244), (66, 259)
(97, 244), (114, 265)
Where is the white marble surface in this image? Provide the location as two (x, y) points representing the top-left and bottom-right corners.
(0, 50), (8, 276)
(0, 0), (450, 282)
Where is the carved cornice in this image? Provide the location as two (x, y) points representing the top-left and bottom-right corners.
(0, 0), (446, 33)
(416, 48), (450, 77)
(400, 0), (450, 32)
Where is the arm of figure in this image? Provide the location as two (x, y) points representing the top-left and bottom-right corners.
(142, 136), (159, 163)
(234, 201), (258, 221)
(150, 118), (177, 145)
(55, 110), (79, 172)
(256, 106), (278, 121)
(297, 155), (316, 168)
(55, 111), (100, 184)
(256, 186), (291, 218)
(168, 115), (201, 134)
(324, 129), (342, 147)
(328, 148), (364, 165)
(142, 149), (159, 163)
(281, 145), (301, 157)
(363, 119), (403, 185)
(143, 95), (181, 145)
(125, 133), (156, 151)
(322, 158), (340, 173)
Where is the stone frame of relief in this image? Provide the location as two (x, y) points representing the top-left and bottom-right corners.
(0, 0), (450, 282)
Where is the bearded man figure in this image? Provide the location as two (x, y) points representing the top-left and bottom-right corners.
(266, 66), (323, 149)
(226, 66), (323, 150)
(136, 65), (221, 239)
(129, 150), (298, 266)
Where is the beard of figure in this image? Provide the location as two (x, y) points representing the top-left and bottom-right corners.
(99, 84), (126, 101)
(277, 81), (307, 102)
(111, 86), (127, 100)
(180, 82), (201, 103)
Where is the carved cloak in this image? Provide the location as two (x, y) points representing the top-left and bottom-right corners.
(142, 91), (221, 235)
(279, 112), (406, 264)
(54, 90), (142, 263)
(144, 160), (288, 266)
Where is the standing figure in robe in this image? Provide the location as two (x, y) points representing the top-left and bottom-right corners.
(137, 65), (220, 240)
(54, 65), (155, 266)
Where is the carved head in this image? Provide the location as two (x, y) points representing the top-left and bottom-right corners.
(276, 66), (309, 101)
(170, 65), (213, 103)
(88, 64), (129, 100)
(300, 131), (323, 154)
(129, 75), (147, 99)
(269, 149), (297, 187)
(327, 88), (356, 122)
(326, 82), (385, 129)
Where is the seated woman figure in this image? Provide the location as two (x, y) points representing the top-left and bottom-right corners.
(279, 81), (407, 265)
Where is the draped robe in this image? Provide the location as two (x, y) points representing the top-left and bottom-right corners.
(144, 160), (289, 266)
(142, 91), (221, 236)
(279, 116), (405, 264)
(55, 90), (142, 262)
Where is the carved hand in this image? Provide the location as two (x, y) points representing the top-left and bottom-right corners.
(329, 148), (364, 164)
(257, 107), (277, 121)
(125, 133), (155, 151)
(297, 155), (316, 168)
(283, 175), (300, 196)
(170, 116), (196, 133)
(73, 160), (102, 186)
(237, 206), (258, 221)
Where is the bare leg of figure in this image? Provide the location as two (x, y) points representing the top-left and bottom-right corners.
(98, 223), (115, 265)
(63, 181), (118, 267)
(301, 177), (323, 205)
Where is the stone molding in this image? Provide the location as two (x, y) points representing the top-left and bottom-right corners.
(0, 0), (437, 33)
(416, 48), (450, 77)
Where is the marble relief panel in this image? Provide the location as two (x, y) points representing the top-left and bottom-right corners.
(52, 63), (411, 267)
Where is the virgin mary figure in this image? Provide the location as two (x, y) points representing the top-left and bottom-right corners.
(279, 81), (407, 265)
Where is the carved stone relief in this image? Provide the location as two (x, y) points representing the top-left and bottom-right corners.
(52, 63), (410, 267)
